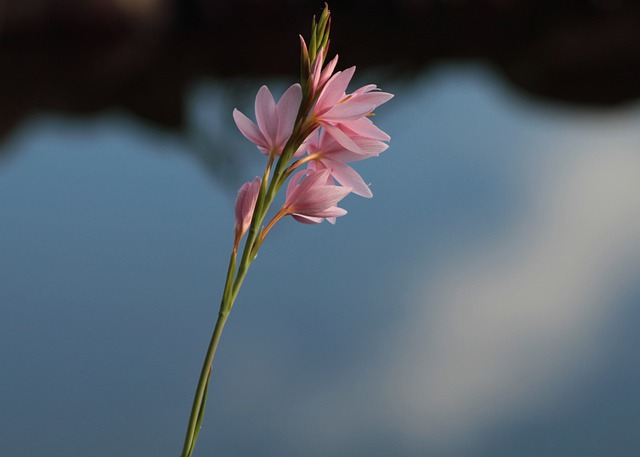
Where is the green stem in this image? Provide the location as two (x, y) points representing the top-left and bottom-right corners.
(179, 55), (320, 457)
(180, 308), (230, 457)
(180, 252), (237, 457)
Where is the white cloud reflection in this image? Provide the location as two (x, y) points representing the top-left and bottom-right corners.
(286, 122), (640, 455)
(388, 142), (640, 450)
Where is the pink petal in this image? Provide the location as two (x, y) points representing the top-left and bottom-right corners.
(285, 169), (351, 224)
(286, 169), (309, 199)
(322, 102), (376, 122)
(357, 138), (389, 155)
(292, 207), (347, 224)
(306, 127), (388, 162)
(352, 84), (378, 95)
(275, 83), (302, 148)
(233, 109), (265, 147)
(293, 140), (309, 158)
(310, 47), (325, 91)
(294, 187), (351, 214)
(321, 159), (373, 198)
(342, 117), (391, 142)
(292, 183), (350, 214)
(285, 169), (351, 215)
(323, 123), (363, 153)
(328, 137), (388, 162)
(316, 67), (356, 112)
(318, 54), (339, 90)
(302, 128), (323, 152)
(313, 206), (348, 218)
(352, 91), (394, 108)
(255, 86), (278, 146)
(292, 214), (324, 224)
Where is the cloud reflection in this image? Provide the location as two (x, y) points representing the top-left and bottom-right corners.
(284, 112), (640, 455)
(390, 142), (640, 446)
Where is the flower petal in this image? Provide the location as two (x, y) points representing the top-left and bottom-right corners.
(255, 86), (278, 146)
(321, 159), (373, 198)
(323, 122), (363, 153)
(352, 84), (378, 95)
(291, 183), (349, 213)
(292, 206), (347, 224)
(285, 169), (351, 215)
(316, 67), (356, 112)
(352, 91), (394, 108)
(328, 137), (388, 162)
(318, 54), (339, 90)
(313, 206), (348, 219)
(342, 117), (391, 142)
(233, 109), (265, 147)
(294, 186), (351, 214)
(286, 169), (309, 200)
(292, 214), (324, 224)
(322, 102), (376, 122)
(275, 83), (302, 148)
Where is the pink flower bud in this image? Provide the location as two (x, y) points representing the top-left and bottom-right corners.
(234, 177), (261, 240)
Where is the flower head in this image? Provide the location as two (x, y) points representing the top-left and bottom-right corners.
(283, 169), (351, 224)
(302, 128), (388, 198)
(233, 84), (302, 156)
(234, 177), (261, 248)
(310, 67), (393, 153)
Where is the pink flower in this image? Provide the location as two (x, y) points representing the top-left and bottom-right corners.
(310, 67), (393, 153)
(303, 128), (388, 198)
(234, 177), (261, 243)
(283, 169), (351, 224)
(233, 84), (302, 156)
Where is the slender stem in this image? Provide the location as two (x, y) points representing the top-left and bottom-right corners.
(180, 146), (281, 457)
(180, 308), (230, 457)
(180, 251), (237, 457)
(179, 8), (333, 456)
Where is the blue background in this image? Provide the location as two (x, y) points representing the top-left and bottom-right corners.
(2, 64), (640, 456)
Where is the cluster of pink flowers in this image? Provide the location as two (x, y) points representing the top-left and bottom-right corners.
(231, 30), (392, 241)
(179, 7), (393, 457)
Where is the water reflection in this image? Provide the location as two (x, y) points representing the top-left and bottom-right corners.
(1, 64), (640, 457)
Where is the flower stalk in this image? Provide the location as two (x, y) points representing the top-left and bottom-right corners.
(179, 4), (392, 456)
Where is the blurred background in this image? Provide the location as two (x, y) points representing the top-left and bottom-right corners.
(2, 1), (640, 456)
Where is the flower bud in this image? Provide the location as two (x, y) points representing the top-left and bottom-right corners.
(234, 177), (261, 242)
